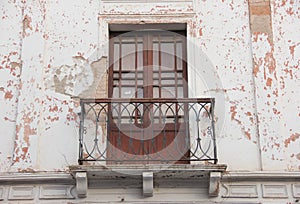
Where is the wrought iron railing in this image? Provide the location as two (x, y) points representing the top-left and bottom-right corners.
(78, 98), (217, 164)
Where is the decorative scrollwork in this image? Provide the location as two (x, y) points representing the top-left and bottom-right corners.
(78, 98), (217, 164)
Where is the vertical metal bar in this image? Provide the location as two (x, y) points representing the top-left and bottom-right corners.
(174, 35), (178, 98)
(210, 98), (218, 164)
(158, 35), (162, 123)
(135, 36), (138, 98)
(78, 100), (84, 165)
(118, 39), (122, 127)
(184, 102), (190, 161)
(106, 101), (111, 162)
(135, 36), (138, 123)
(158, 34), (162, 99)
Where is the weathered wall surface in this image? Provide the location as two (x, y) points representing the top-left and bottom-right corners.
(0, 0), (299, 172)
(251, 0), (300, 171)
(0, 1), (23, 172)
(36, 0), (100, 171)
(1, 0), (101, 172)
(273, 0), (300, 171)
(269, 0), (300, 171)
(189, 0), (261, 171)
(12, 0), (47, 171)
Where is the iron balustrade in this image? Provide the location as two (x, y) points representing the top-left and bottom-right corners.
(78, 98), (217, 164)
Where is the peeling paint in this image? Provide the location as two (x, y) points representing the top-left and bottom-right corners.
(296, 153), (300, 160)
(284, 133), (300, 148)
(0, 0), (299, 173)
(48, 56), (108, 98)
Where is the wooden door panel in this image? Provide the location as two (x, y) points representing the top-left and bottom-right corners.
(108, 30), (188, 164)
(107, 123), (189, 163)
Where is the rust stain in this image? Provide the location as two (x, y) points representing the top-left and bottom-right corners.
(46, 116), (59, 122)
(16, 124), (21, 135)
(249, 117), (254, 124)
(244, 131), (251, 140)
(253, 33), (259, 42)
(43, 33), (49, 40)
(279, 76), (285, 89)
(14, 111), (38, 163)
(286, 7), (294, 15)
(23, 14), (32, 36)
(230, 106), (237, 120)
(10, 62), (22, 76)
(4, 116), (15, 122)
(24, 124), (36, 137)
(253, 59), (259, 77)
(289, 43), (299, 59)
(229, 103), (254, 140)
(4, 91), (13, 99)
(284, 133), (300, 148)
(188, 20), (197, 38)
(272, 108), (280, 115)
(283, 68), (293, 79)
(273, 89), (279, 97)
(18, 168), (36, 173)
(199, 28), (203, 37)
(21, 147), (28, 160)
(14, 156), (20, 163)
(73, 55), (85, 61)
(66, 107), (77, 123)
(281, 0), (288, 6)
(49, 105), (59, 112)
(271, 154), (275, 160)
(264, 51), (276, 74)
(266, 77), (272, 87)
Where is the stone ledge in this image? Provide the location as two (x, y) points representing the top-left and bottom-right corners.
(70, 164), (227, 198)
(69, 164), (227, 179)
(0, 173), (74, 185)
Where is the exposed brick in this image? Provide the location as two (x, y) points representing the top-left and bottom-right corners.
(249, 3), (271, 15)
(248, 0), (273, 43)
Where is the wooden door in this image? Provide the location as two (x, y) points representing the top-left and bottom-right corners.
(107, 30), (188, 164)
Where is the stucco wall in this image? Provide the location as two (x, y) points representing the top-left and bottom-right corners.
(0, 0), (23, 172)
(0, 0), (299, 172)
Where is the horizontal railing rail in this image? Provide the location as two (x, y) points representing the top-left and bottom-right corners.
(78, 98), (217, 165)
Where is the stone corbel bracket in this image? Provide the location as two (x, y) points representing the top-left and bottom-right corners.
(209, 172), (221, 197)
(143, 172), (153, 197)
(76, 172), (88, 198)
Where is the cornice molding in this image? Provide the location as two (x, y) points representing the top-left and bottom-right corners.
(222, 171), (300, 181)
(101, 0), (193, 3)
(0, 173), (74, 184)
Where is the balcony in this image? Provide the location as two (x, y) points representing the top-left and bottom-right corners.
(78, 98), (217, 165)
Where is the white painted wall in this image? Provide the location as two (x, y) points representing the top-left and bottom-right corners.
(0, 0), (299, 172)
(0, 1), (23, 172)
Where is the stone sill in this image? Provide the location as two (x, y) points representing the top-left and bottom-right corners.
(70, 164), (227, 197)
(69, 164), (227, 179)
